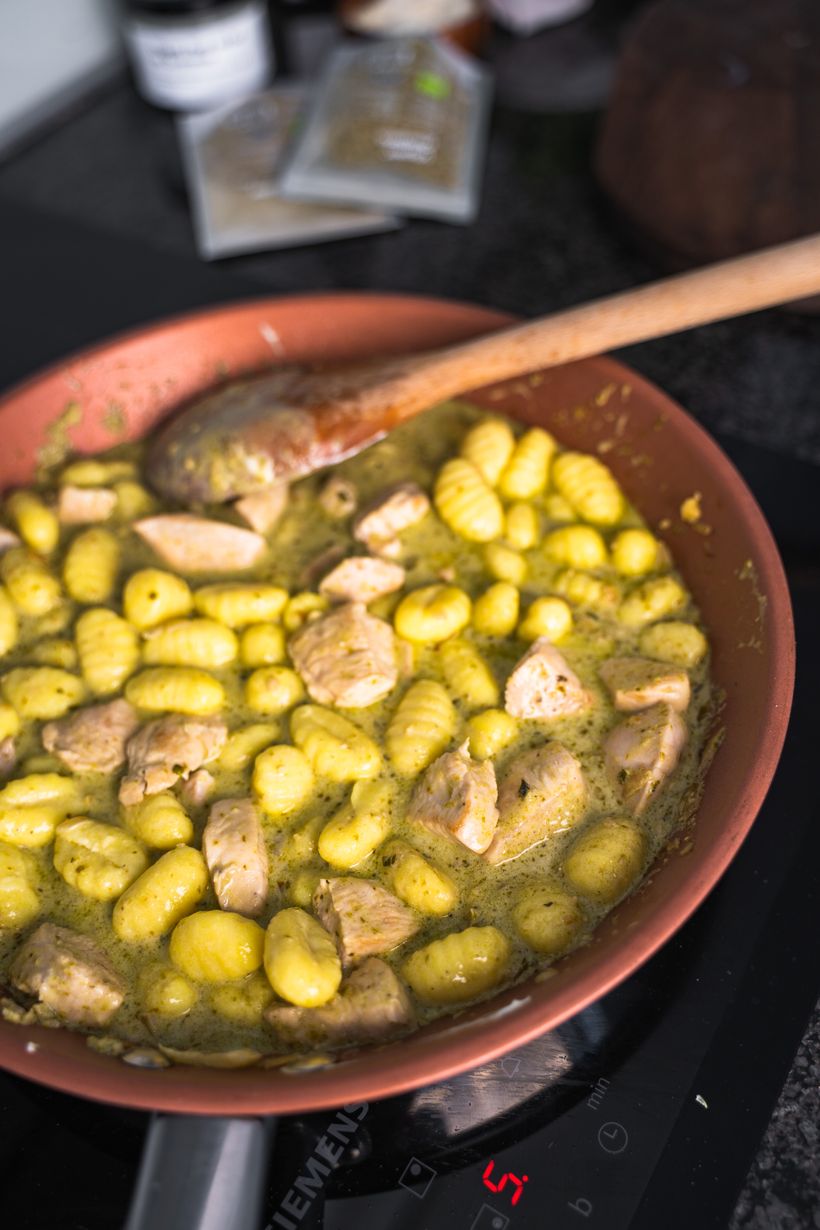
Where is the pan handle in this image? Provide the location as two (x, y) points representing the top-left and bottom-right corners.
(124, 1113), (275, 1230)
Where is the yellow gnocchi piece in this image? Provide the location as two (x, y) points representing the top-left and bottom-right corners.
(0, 840), (40, 929)
(439, 639), (499, 708)
(252, 744), (315, 816)
(211, 970), (274, 1024)
(63, 527), (119, 603)
(290, 704), (382, 782)
(125, 667), (225, 715)
(498, 427), (556, 500)
(380, 840), (458, 916)
(0, 702), (19, 740)
(543, 525), (608, 570)
(394, 584), (471, 644)
(245, 666), (305, 715)
(434, 458), (504, 542)
(638, 620), (708, 669)
(610, 528), (662, 577)
(472, 582), (519, 637)
(193, 583), (288, 627)
(31, 637), (77, 669)
(75, 608), (140, 695)
(1, 667), (86, 720)
(142, 619), (238, 668)
(121, 791), (194, 849)
(618, 576), (687, 627)
(287, 868), (321, 909)
(53, 817), (148, 901)
(60, 458), (136, 487)
(484, 542), (527, 586)
(0, 587), (18, 658)
(552, 451), (625, 527)
(460, 417), (516, 486)
(239, 623), (286, 668)
(0, 803), (65, 849)
(563, 817), (645, 904)
(1, 547), (61, 615)
(113, 845), (208, 942)
(113, 479), (156, 521)
(403, 925), (511, 1004)
(283, 592), (329, 633)
(139, 964), (197, 1018)
(512, 884), (585, 954)
(505, 501), (539, 550)
(553, 569), (618, 613)
(123, 569), (193, 629)
(518, 596), (573, 642)
(6, 491), (58, 555)
(264, 907), (342, 1008)
(317, 779), (392, 868)
(543, 493), (576, 523)
(217, 723), (279, 774)
(466, 708), (518, 760)
(169, 910), (265, 983)
(386, 680), (456, 776)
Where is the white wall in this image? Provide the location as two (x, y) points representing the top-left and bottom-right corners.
(0, 0), (123, 152)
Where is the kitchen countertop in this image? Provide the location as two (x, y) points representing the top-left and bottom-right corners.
(0, 17), (817, 1228)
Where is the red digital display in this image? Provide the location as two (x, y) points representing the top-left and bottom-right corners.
(482, 1160), (529, 1206)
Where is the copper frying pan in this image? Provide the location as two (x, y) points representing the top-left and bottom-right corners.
(0, 295), (794, 1223)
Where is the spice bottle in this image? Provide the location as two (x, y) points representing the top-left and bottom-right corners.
(122, 0), (276, 111)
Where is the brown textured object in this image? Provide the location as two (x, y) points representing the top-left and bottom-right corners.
(0, 294), (794, 1113)
(596, 0), (820, 296)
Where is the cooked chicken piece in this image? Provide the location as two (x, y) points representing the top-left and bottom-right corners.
(134, 514), (265, 572)
(57, 485), (116, 525)
(599, 657), (690, 713)
(505, 638), (594, 720)
(484, 742), (588, 865)
(314, 877), (419, 967)
(235, 484), (288, 535)
(179, 768), (215, 808)
(43, 699), (140, 774)
(203, 798), (269, 917)
(119, 714), (227, 805)
(604, 702), (688, 816)
(265, 957), (415, 1047)
(353, 482), (430, 551)
(10, 923), (125, 1027)
(408, 741), (499, 854)
(288, 603), (398, 708)
(0, 736), (16, 778)
(0, 526), (20, 554)
(319, 557), (406, 604)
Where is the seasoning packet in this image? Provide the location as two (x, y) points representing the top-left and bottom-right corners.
(279, 38), (492, 223)
(176, 85), (399, 260)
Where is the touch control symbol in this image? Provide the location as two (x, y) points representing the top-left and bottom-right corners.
(398, 1156), (437, 1198)
(470, 1204), (509, 1230)
(597, 1121), (629, 1154)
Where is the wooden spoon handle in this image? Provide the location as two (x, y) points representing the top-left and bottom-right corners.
(394, 231), (820, 401)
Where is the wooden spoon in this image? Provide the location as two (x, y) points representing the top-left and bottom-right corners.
(148, 233), (820, 504)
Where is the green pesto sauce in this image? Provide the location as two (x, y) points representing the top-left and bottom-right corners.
(1, 401), (713, 1057)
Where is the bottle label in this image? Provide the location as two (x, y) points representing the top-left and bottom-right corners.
(125, 2), (273, 110)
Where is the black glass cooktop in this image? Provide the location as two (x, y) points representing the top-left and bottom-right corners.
(0, 202), (817, 1230)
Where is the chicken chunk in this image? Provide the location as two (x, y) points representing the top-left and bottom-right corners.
(178, 768), (215, 808)
(265, 957), (415, 1047)
(314, 877), (419, 967)
(134, 514), (265, 573)
(0, 736), (16, 778)
(203, 798), (269, 917)
(408, 741), (499, 854)
(235, 484), (288, 535)
(353, 483), (430, 552)
(57, 485), (116, 524)
(42, 699), (140, 774)
(484, 742), (588, 865)
(505, 638), (594, 720)
(319, 556), (406, 604)
(604, 702), (688, 816)
(288, 603), (398, 708)
(599, 656), (690, 713)
(119, 714), (227, 805)
(10, 923), (125, 1027)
